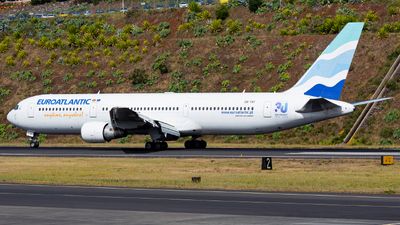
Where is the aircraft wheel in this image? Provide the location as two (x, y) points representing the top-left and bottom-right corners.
(199, 140), (207, 149)
(30, 140), (39, 148)
(161, 142), (168, 150)
(184, 140), (193, 149)
(145, 142), (153, 150)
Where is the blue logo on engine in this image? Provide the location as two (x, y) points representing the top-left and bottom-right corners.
(275, 102), (288, 113)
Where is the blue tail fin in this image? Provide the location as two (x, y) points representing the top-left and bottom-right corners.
(289, 22), (364, 100)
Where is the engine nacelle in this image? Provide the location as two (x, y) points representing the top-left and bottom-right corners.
(81, 121), (126, 143)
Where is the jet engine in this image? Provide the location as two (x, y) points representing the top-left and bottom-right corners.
(81, 121), (126, 143)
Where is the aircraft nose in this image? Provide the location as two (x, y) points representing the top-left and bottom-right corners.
(7, 110), (15, 125)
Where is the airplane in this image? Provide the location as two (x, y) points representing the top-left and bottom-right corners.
(6, 22), (390, 149)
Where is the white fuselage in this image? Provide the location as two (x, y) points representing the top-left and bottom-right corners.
(7, 92), (354, 137)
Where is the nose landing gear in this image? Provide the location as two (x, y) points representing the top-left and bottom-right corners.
(27, 131), (39, 148)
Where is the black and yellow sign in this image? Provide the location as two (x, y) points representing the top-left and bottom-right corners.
(381, 156), (394, 165)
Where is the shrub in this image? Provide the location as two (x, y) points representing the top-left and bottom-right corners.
(244, 35), (262, 48)
(232, 64), (241, 74)
(0, 87), (10, 102)
(216, 35), (235, 47)
(364, 10), (379, 22)
(317, 14), (358, 34)
(209, 19), (223, 33)
(249, 0), (262, 13)
(239, 55), (248, 63)
(63, 73), (73, 82)
(270, 82), (284, 92)
(42, 79), (52, 87)
(189, 1), (202, 13)
(10, 71), (36, 82)
(108, 60), (117, 68)
(384, 110), (400, 123)
(193, 25), (208, 37)
(277, 61), (292, 74)
(220, 79), (230, 92)
(279, 72), (290, 82)
(226, 19), (243, 35)
(157, 22), (170, 31)
(393, 128), (400, 140)
(5, 56), (15, 66)
(129, 69), (148, 86)
(168, 71), (187, 92)
(216, 4), (229, 20)
(152, 52), (170, 74)
(197, 10), (211, 20)
(178, 39), (193, 49)
(264, 62), (274, 72)
(159, 28), (171, 38)
(178, 22), (194, 32)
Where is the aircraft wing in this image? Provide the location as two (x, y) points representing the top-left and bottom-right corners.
(109, 107), (180, 138)
(295, 98), (341, 113)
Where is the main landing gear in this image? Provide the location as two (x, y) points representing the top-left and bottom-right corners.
(145, 141), (168, 150)
(27, 131), (39, 148)
(184, 139), (207, 149)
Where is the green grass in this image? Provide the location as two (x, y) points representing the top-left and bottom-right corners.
(0, 157), (399, 194)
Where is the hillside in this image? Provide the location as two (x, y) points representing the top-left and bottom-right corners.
(0, 0), (399, 146)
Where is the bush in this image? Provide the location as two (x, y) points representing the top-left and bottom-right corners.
(10, 71), (36, 82)
(209, 19), (223, 33)
(152, 52), (170, 74)
(244, 35), (262, 48)
(232, 64), (241, 74)
(226, 19), (243, 35)
(216, 35), (235, 47)
(178, 39), (193, 49)
(317, 14), (358, 34)
(5, 56), (15, 66)
(0, 87), (10, 102)
(384, 110), (400, 123)
(159, 29), (171, 38)
(279, 72), (290, 82)
(189, 1), (202, 13)
(393, 128), (400, 140)
(63, 73), (73, 82)
(216, 4), (229, 20)
(248, 0), (262, 12)
(193, 25), (207, 37)
(129, 69), (148, 86)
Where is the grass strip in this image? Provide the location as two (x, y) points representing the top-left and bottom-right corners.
(0, 157), (398, 194)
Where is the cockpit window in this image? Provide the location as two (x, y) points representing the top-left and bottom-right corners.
(14, 104), (19, 110)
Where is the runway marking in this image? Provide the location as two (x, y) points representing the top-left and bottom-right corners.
(1, 183), (399, 200)
(289, 152), (400, 156)
(0, 192), (399, 209)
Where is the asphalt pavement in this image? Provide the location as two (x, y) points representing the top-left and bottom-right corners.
(0, 146), (399, 158)
(0, 184), (399, 225)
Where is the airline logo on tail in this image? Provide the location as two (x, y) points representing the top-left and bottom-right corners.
(291, 22), (364, 100)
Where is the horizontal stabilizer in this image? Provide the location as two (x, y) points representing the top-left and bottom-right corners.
(296, 98), (341, 113)
(351, 97), (392, 106)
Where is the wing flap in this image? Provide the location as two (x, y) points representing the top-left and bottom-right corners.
(296, 98), (341, 113)
(110, 107), (180, 138)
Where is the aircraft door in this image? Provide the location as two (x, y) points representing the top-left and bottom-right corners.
(28, 104), (34, 118)
(90, 100), (97, 118)
(263, 102), (272, 118)
(183, 104), (189, 117)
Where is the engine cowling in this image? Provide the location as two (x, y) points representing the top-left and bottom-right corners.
(81, 121), (126, 143)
